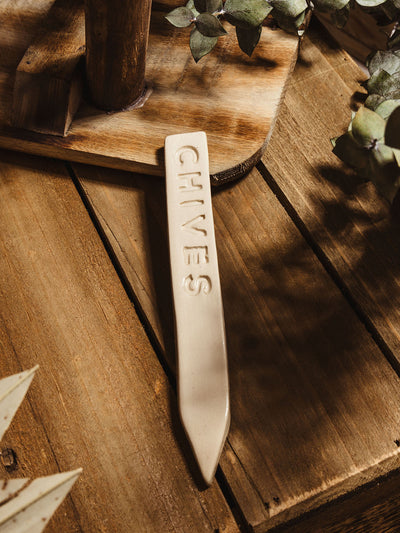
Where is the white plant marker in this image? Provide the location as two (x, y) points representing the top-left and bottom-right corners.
(0, 469), (82, 533)
(0, 366), (39, 441)
(165, 131), (230, 485)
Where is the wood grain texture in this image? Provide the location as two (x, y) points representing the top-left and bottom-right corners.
(71, 153), (400, 531)
(84, 0), (152, 110)
(316, 7), (393, 63)
(0, 150), (238, 533)
(0, 0), (299, 183)
(12, 0), (85, 136)
(262, 22), (400, 374)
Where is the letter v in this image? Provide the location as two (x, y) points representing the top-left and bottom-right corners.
(181, 215), (207, 236)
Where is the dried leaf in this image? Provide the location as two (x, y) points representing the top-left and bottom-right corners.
(0, 470), (82, 533)
(367, 70), (400, 99)
(385, 106), (400, 149)
(224, 0), (272, 28)
(165, 7), (194, 27)
(270, 0), (308, 17)
(313, 0), (350, 12)
(351, 106), (386, 148)
(366, 50), (400, 76)
(236, 24), (262, 56)
(186, 0), (200, 16)
(332, 131), (370, 170)
(368, 144), (400, 203)
(375, 99), (400, 120)
(195, 12), (227, 36)
(356, 0), (387, 5)
(0, 367), (38, 441)
(194, 0), (222, 12)
(190, 27), (218, 61)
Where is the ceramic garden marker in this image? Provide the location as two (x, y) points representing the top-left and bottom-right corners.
(165, 131), (230, 485)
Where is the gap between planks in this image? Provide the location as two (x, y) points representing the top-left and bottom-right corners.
(257, 159), (399, 377)
(65, 161), (248, 532)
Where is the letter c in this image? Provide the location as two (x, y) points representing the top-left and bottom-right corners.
(176, 146), (199, 166)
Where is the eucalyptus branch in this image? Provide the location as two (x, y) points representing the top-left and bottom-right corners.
(166, 0), (400, 62)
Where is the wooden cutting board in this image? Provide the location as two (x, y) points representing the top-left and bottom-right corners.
(0, 0), (299, 184)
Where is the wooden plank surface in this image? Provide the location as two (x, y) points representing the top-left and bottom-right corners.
(71, 107), (400, 533)
(316, 7), (393, 63)
(262, 22), (400, 374)
(0, 150), (238, 533)
(0, 0), (299, 183)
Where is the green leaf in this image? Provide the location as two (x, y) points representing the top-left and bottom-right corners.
(355, 0), (387, 6)
(365, 94), (386, 110)
(352, 107), (386, 148)
(195, 12), (227, 36)
(194, 0), (222, 12)
(194, 0), (207, 11)
(385, 107), (400, 149)
(375, 99), (400, 120)
(269, 0), (308, 17)
(272, 9), (306, 33)
(366, 70), (400, 99)
(186, 0), (200, 16)
(368, 144), (400, 203)
(190, 27), (219, 61)
(313, 0), (349, 12)
(366, 50), (400, 76)
(236, 24), (262, 56)
(332, 131), (370, 170)
(166, 7), (194, 27)
(224, 0), (273, 28)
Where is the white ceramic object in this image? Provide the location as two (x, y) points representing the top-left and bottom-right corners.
(0, 366), (39, 441)
(165, 131), (230, 485)
(0, 469), (82, 533)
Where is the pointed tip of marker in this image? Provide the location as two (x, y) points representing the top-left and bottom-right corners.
(183, 407), (230, 486)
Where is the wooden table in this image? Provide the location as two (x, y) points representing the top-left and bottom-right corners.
(2, 20), (400, 532)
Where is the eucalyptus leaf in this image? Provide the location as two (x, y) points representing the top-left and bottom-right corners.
(368, 144), (400, 203)
(269, 0), (308, 17)
(194, 0), (222, 12)
(166, 6), (194, 27)
(186, 0), (200, 16)
(195, 12), (227, 36)
(379, 0), (400, 20)
(365, 94), (386, 110)
(366, 50), (400, 76)
(332, 131), (370, 170)
(236, 24), (262, 56)
(385, 107), (400, 149)
(313, 0), (349, 12)
(190, 27), (219, 61)
(355, 0), (387, 6)
(375, 99), (400, 119)
(224, 0), (273, 28)
(272, 9), (306, 32)
(366, 70), (400, 99)
(351, 106), (385, 148)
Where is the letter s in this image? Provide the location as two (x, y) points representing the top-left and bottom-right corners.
(183, 275), (212, 295)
